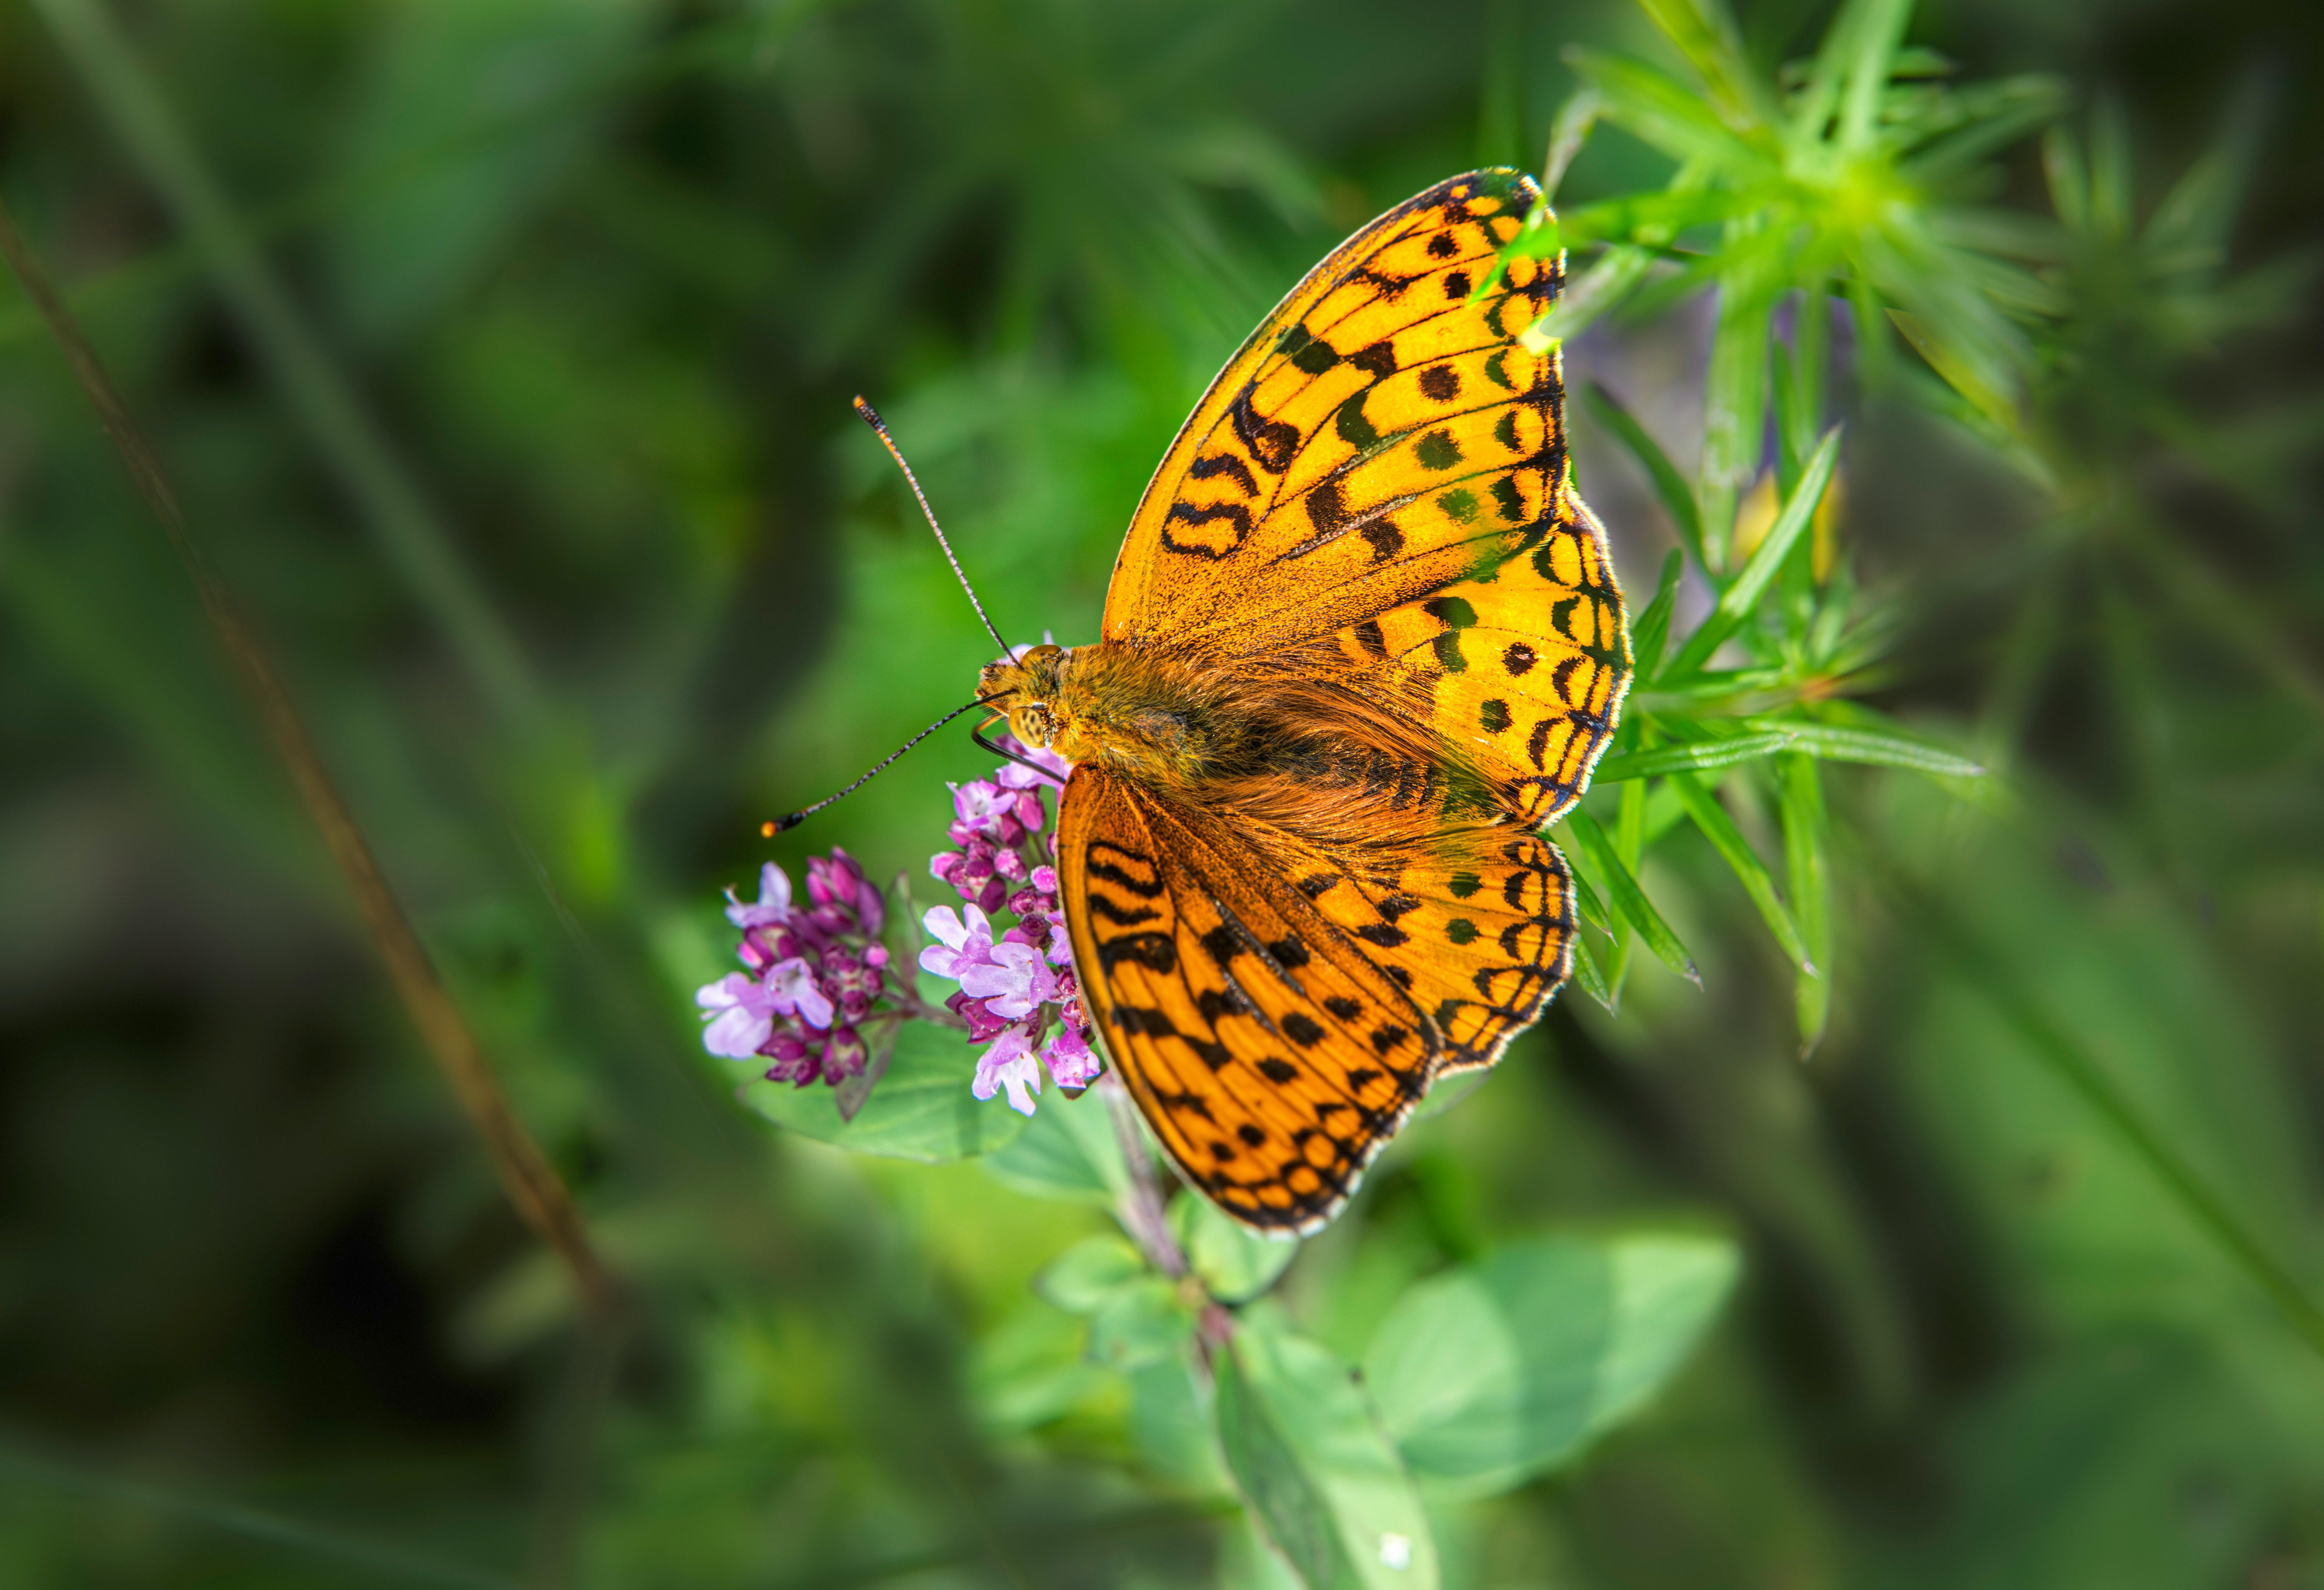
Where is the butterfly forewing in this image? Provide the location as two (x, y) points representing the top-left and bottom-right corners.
(1106, 169), (1567, 655)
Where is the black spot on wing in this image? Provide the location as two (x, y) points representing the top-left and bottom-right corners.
(1186, 451), (1258, 496)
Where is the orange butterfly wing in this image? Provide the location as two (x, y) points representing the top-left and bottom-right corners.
(1104, 167), (1569, 660)
(1056, 767), (1434, 1231)
(1055, 765), (1582, 1230)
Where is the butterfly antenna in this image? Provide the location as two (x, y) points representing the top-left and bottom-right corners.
(853, 396), (1014, 661)
(763, 692), (1012, 835)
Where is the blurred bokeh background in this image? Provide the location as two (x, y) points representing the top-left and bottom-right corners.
(3, 0), (2322, 1584)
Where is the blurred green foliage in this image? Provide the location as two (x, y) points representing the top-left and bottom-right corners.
(3, 0), (2323, 1585)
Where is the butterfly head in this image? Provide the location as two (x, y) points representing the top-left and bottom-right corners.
(979, 643), (1069, 751)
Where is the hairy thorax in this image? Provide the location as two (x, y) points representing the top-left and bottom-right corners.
(977, 643), (1500, 841)
(978, 643), (1234, 789)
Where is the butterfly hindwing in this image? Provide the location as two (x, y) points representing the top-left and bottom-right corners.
(1227, 812), (1581, 1076)
(1056, 767), (1437, 1232)
(1106, 168), (1565, 656)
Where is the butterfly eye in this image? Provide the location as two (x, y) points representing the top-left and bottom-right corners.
(1010, 704), (1058, 748)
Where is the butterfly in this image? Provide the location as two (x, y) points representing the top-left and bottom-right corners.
(981, 168), (1631, 1233)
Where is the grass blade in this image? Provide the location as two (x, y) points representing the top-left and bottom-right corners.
(32, 0), (545, 726)
(1591, 729), (1794, 783)
(1667, 426), (1841, 675)
(0, 1442), (517, 1589)
(1742, 715), (1985, 778)
(1564, 850), (1615, 935)
(1666, 771), (1811, 972)
(1885, 866), (2324, 1365)
(1697, 241), (1787, 570)
(1581, 382), (1706, 575)
(0, 196), (617, 1317)
(1630, 0), (1779, 140)
(1776, 753), (1833, 1054)
(1836, 0), (1912, 153)
(1522, 243), (1654, 351)
(1564, 808), (1701, 986)
(1542, 85), (1605, 199)
(1568, 930), (1615, 1010)
(1628, 549), (1684, 683)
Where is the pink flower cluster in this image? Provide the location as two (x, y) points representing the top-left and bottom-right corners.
(923, 741), (1101, 1115)
(696, 850), (898, 1087)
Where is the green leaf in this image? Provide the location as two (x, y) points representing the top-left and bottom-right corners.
(1835, 0), (1912, 153)
(1888, 308), (2020, 435)
(1697, 234), (1789, 569)
(982, 1088), (1130, 1203)
(1579, 383), (1705, 575)
(1665, 770), (1812, 973)
(1739, 715), (1985, 778)
(1541, 86), (1604, 199)
(1627, 549), (1683, 677)
(1129, 1354), (1227, 1492)
(1088, 1277), (1197, 1372)
(741, 1018), (1024, 1161)
(1519, 244), (1653, 352)
(1173, 1191), (1299, 1304)
(1566, 48), (1773, 174)
(1469, 203), (1560, 303)
(1562, 855), (1613, 936)
(1363, 1234), (1741, 1498)
(1666, 426), (1841, 676)
(1559, 187), (1767, 249)
(1776, 753), (1834, 1055)
(1562, 809), (1700, 986)
(1629, 0), (1780, 142)
(1568, 932), (1615, 1011)
(1217, 1325), (1439, 1590)
(1037, 1236), (1147, 1314)
(2146, 86), (2266, 256)
(1589, 730), (1794, 783)
(831, 1015), (899, 1124)
(970, 1302), (1106, 1435)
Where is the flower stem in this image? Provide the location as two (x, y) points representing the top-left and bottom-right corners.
(1099, 1075), (1187, 1279)
(1882, 864), (2324, 1364)
(0, 195), (617, 1320)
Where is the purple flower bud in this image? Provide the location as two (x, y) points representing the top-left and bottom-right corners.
(947, 989), (1015, 1042)
(763, 1030), (819, 1087)
(823, 1025), (868, 1082)
(1014, 791), (1045, 833)
(993, 847), (1027, 882)
(974, 874), (1007, 914)
(806, 848), (869, 913)
(1030, 865), (1059, 893)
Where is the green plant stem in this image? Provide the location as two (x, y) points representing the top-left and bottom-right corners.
(0, 1438), (518, 1590)
(1883, 865), (2324, 1364)
(1101, 1074), (1189, 1280)
(31, 0), (544, 727)
(0, 12), (768, 355)
(0, 195), (616, 1320)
